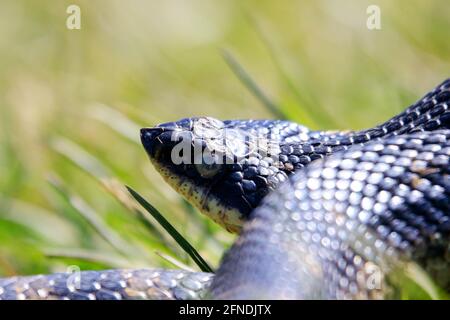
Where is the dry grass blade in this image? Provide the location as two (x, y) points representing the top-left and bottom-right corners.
(222, 49), (287, 120)
(89, 103), (142, 144)
(50, 137), (169, 245)
(47, 175), (140, 258)
(43, 248), (137, 269)
(247, 13), (337, 128)
(51, 136), (197, 270)
(154, 251), (195, 272)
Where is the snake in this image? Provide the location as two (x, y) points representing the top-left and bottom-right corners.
(0, 78), (449, 300)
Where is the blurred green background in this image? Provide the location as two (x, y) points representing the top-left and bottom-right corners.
(0, 0), (448, 284)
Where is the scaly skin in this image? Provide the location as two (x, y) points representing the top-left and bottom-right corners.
(0, 79), (449, 299)
(0, 269), (212, 300)
(211, 130), (450, 299)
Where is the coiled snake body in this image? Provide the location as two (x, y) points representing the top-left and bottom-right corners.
(1, 79), (449, 300)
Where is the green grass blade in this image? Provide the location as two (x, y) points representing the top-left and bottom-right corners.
(51, 137), (170, 247)
(222, 49), (287, 120)
(403, 262), (449, 300)
(126, 186), (213, 273)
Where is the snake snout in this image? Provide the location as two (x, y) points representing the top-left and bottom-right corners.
(141, 125), (192, 162)
(140, 127), (166, 158)
(141, 118), (196, 158)
(141, 127), (164, 142)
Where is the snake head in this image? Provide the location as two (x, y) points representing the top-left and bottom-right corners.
(141, 117), (289, 233)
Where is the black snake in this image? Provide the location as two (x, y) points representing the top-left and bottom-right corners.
(1, 79), (449, 300)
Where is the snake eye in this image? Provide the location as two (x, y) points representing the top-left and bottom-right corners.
(194, 154), (223, 178)
(194, 163), (223, 178)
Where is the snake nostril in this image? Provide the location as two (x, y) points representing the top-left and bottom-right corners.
(141, 127), (163, 143)
(141, 128), (165, 157)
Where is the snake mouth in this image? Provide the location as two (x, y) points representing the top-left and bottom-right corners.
(141, 125), (244, 232)
(149, 159), (244, 233)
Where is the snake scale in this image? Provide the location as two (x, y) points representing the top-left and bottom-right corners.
(1, 79), (449, 300)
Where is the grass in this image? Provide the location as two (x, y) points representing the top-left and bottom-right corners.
(222, 49), (287, 120)
(126, 186), (213, 273)
(0, 0), (448, 299)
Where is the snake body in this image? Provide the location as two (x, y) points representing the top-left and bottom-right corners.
(1, 79), (449, 299)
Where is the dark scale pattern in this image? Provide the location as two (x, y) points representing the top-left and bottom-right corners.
(0, 269), (213, 300)
(1, 79), (450, 300)
(270, 79), (450, 181)
(211, 130), (450, 299)
(352, 78), (450, 138)
(222, 119), (312, 143)
(234, 155), (289, 210)
(139, 79), (449, 227)
(228, 78), (450, 148)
